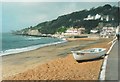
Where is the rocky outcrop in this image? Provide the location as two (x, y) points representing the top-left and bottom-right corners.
(13, 29), (41, 36)
(27, 29), (41, 36)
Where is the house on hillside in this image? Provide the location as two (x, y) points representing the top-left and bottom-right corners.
(63, 27), (85, 35)
(100, 27), (116, 38)
(84, 15), (94, 20)
(84, 14), (101, 20)
(100, 15), (109, 21)
(100, 15), (114, 21)
(90, 29), (98, 34)
(84, 14), (114, 22)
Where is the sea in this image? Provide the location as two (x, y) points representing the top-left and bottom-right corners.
(0, 33), (66, 56)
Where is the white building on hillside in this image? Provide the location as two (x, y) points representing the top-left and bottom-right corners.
(63, 27), (85, 35)
(100, 15), (110, 21)
(100, 27), (116, 38)
(90, 29), (98, 34)
(95, 14), (101, 20)
(84, 15), (94, 20)
(84, 14), (101, 20)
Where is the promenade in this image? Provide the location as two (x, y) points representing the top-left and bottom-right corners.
(105, 40), (119, 80)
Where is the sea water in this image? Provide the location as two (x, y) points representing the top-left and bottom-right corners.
(0, 33), (66, 56)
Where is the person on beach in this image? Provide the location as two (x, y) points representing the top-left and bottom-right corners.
(116, 26), (120, 40)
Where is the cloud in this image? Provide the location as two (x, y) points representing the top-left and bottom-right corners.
(1, 0), (119, 2)
(18, 14), (48, 25)
(59, 3), (78, 15)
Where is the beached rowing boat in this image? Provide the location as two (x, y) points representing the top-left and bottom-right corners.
(71, 48), (106, 61)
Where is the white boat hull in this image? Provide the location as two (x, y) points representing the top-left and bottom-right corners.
(71, 48), (106, 61)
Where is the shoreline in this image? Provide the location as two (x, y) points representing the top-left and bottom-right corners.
(2, 38), (112, 80)
(1, 38), (67, 56)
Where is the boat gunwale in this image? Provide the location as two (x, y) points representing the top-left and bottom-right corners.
(71, 48), (106, 54)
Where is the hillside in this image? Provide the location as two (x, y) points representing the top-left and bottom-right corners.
(14, 4), (119, 35)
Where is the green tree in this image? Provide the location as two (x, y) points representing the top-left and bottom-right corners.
(57, 26), (67, 33)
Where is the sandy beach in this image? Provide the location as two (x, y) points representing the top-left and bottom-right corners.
(2, 38), (112, 80)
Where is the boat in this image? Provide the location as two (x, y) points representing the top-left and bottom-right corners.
(71, 48), (106, 61)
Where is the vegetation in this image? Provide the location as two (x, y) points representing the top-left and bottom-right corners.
(16, 4), (119, 34)
(57, 26), (67, 33)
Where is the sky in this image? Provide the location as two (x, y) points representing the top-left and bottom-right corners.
(1, 1), (118, 33)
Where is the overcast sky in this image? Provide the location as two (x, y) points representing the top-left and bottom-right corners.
(1, 1), (118, 33)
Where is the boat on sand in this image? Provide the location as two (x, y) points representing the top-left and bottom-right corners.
(71, 48), (106, 61)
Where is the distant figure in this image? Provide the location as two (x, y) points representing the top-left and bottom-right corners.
(116, 26), (120, 40)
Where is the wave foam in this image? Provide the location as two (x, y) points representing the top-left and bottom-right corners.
(0, 40), (67, 56)
(27, 37), (41, 40)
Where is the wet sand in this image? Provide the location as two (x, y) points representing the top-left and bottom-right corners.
(2, 38), (112, 80)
